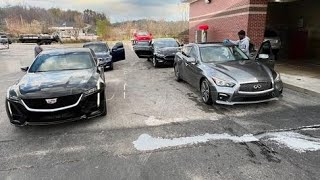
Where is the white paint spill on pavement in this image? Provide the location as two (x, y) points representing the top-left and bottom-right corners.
(133, 131), (320, 153)
(257, 132), (320, 153)
(133, 133), (259, 151)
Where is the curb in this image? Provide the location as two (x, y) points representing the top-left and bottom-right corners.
(283, 83), (320, 97)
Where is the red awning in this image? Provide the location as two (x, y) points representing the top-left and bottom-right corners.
(198, 24), (209, 30)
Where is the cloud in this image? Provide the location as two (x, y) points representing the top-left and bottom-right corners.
(0, 0), (187, 22)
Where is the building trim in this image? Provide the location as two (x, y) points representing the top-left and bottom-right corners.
(190, 11), (267, 24)
(190, 4), (267, 20)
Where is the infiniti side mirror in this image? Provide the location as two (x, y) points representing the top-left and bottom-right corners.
(21, 67), (29, 72)
(187, 57), (197, 64)
(258, 54), (269, 60)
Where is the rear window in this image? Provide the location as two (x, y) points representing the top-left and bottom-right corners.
(137, 32), (149, 36)
(136, 41), (150, 46)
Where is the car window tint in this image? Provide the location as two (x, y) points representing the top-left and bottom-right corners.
(259, 42), (272, 55)
(189, 47), (198, 59)
(182, 46), (192, 56)
(154, 40), (178, 48)
(136, 41), (150, 46)
(200, 46), (248, 63)
(29, 52), (94, 72)
(137, 32), (148, 36)
(84, 44), (108, 53)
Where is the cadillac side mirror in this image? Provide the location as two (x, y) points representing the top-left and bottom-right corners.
(21, 67), (29, 72)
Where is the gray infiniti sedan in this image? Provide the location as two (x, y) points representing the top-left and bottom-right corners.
(174, 41), (283, 105)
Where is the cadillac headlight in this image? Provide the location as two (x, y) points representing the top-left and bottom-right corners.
(84, 87), (98, 96)
(7, 88), (19, 101)
(212, 77), (236, 87)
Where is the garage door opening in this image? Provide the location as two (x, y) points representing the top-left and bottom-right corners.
(266, 0), (320, 65)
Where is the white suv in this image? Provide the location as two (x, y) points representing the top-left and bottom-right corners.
(0, 35), (9, 44)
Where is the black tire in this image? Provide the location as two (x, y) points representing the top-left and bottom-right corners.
(174, 64), (182, 82)
(152, 56), (159, 68)
(200, 79), (213, 105)
(109, 64), (114, 70)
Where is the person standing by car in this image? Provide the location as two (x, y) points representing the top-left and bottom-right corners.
(34, 42), (43, 57)
(225, 30), (250, 56)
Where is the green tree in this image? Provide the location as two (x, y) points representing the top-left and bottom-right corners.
(96, 19), (110, 38)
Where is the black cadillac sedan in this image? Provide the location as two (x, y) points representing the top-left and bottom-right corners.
(174, 41), (283, 105)
(6, 48), (114, 126)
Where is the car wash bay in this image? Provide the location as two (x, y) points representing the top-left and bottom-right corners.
(267, 0), (320, 64)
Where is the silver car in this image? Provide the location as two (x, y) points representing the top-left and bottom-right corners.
(174, 41), (283, 105)
(0, 35), (9, 44)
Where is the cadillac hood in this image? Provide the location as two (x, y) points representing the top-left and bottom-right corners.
(156, 47), (180, 56)
(206, 60), (273, 83)
(17, 69), (99, 98)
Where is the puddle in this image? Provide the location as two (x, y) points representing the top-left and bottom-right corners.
(133, 131), (320, 153)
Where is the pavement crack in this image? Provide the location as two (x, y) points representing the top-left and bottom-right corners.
(0, 165), (34, 172)
(0, 139), (15, 143)
(132, 113), (150, 118)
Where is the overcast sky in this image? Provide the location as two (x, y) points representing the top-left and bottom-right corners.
(0, 0), (188, 22)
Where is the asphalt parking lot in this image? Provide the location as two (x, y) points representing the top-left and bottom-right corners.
(0, 43), (319, 180)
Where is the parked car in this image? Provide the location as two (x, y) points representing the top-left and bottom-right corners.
(84, 42), (115, 70)
(0, 35), (9, 44)
(5, 48), (125, 126)
(18, 34), (61, 44)
(133, 40), (152, 58)
(174, 41), (283, 105)
(133, 31), (152, 44)
(150, 38), (181, 67)
(264, 29), (281, 59)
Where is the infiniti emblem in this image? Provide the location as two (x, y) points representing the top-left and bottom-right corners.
(46, 98), (57, 104)
(253, 84), (262, 89)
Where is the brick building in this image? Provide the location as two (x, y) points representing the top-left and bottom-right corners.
(186, 0), (320, 61)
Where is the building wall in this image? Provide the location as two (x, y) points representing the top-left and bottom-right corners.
(189, 0), (268, 46)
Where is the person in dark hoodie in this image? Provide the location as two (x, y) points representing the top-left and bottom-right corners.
(34, 42), (43, 57)
(226, 30), (251, 56)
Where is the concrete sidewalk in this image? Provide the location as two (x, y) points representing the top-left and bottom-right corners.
(275, 63), (320, 96)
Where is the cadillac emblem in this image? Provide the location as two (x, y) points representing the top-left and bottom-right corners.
(46, 98), (57, 104)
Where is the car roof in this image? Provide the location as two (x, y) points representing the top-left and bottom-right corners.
(83, 41), (107, 46)
(41, 48), (92, 55)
